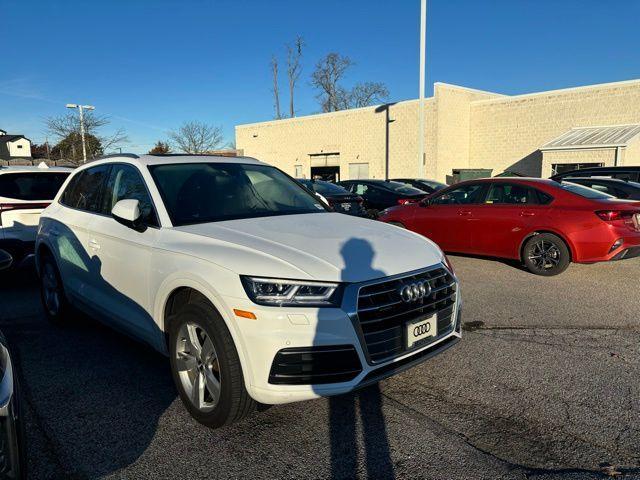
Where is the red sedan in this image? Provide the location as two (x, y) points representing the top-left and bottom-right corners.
(379, 178), (640, 276)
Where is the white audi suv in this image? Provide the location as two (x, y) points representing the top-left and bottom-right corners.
(36, 154), (461, 427)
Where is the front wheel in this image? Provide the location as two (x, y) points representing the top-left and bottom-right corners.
(168, 299), (256, 428)
(522, 233), (570, 276)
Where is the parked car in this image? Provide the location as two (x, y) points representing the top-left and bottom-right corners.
(558, 177), (640, 200)
(391, 178), (447, 193)
(337, 179), (428, 217)
(296, 179), (367, 217)
(0, 249), (27, 479)
(36, 154), (461, 428)
(379, 178), (640, 276)
(0, 165), (71, 266)
(551, 166), (640, 182)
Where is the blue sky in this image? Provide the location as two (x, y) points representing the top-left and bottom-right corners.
(1, 0), (639, 153)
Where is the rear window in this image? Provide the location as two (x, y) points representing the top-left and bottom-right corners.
(312, 181), (349, 195)
(560, 182), (615, 199)
(382, 181), (425, 194)
(0, 172), (70, 201)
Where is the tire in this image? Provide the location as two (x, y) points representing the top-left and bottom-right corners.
(39, 253), (73, 324)
(168, 299), (256, 428)
(366, 209), (380, 219)
(522, 233), (570, 276)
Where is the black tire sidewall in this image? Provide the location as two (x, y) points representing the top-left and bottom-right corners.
(523, 234), (570, 276)
(39, 254), (69, 323)
(168, 302), (247, 428)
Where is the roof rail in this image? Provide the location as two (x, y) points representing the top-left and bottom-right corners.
(96, 153), (140, 160)
(145, 153), (231, 157)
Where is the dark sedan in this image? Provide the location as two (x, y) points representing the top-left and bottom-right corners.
(296, 179), (367, 217)
(337, 179), (427, 217)
(391, 178), (447, 194)
(561, 177), (640, 200)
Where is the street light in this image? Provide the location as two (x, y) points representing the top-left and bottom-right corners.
(418, 0), (427, 177)
(66, 103), (95, 163)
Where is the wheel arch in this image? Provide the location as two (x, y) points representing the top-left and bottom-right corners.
(154, 277), (255, 389)
(519, 229), (574, 262)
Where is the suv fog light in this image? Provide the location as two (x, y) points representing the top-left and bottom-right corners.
(609, 238), (623, 253)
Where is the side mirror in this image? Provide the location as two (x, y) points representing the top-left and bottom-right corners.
(419, 197), (431, 207)
(0, 250), (12, 271)
(111, 199), (145, 232)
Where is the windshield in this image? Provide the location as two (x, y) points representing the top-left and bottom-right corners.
(383, 181), (426, 194)
(150, 163), (329, 225)
(560, 182), (615, 199)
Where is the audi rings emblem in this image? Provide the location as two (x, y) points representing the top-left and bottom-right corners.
(399, 281), (431, 303)
(413, 323), (431, 336)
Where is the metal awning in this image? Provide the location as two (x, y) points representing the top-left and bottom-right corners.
(541, 124), (640, 150)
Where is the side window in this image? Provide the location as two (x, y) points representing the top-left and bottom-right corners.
(533, 189), (554, 205)
(60, 165), (110, 212)
(102, 164), (158, 227)
(431, 184), (485, 205)
(612, 172), (638, 182)
(485, 183), (533, 204)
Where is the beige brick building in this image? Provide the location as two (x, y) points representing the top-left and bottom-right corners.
(236, 79), (640, 183)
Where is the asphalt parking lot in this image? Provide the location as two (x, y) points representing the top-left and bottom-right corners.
(1, 256), (639, 480)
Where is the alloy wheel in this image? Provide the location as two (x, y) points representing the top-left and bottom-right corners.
(42, 263), (61, 316)
(528, 240), (561, 271)
(175, 322), (222, 412)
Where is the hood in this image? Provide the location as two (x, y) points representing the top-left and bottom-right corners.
(172, 213), (444, 283)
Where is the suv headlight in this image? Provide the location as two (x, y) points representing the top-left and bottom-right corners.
(241, 276), (342, 307)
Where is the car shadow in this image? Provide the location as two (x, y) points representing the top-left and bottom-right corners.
(316, 238), (396, 479)
(0, 222), (177, 478)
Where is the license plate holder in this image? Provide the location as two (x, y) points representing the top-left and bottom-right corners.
(406, 314), (437, 348)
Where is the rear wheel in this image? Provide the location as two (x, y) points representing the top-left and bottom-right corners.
(522, 233), (570, 276)
(168, 299), (256, 428)
(39, 254), (73, 323)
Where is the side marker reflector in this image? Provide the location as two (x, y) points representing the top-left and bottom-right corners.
(234, 309), (257, 320)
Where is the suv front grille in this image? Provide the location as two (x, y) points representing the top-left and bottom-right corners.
(356, 266), (457, 363)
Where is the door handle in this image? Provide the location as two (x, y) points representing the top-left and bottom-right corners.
(520, 211), (536, 217)
(458, 210), (472, 216)
(88, 239), (101, 250)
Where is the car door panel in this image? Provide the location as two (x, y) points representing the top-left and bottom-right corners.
(410, 183), (487, 253)
(84, 164), (160, 346)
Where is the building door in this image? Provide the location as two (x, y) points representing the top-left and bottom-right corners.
(310, 153), (340, 181)
(310, 166), (340, 181)
(348, 163), (369, 179)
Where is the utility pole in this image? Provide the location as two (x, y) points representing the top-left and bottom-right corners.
(418, 0), (427, 177)
(66, 103), (95, 163)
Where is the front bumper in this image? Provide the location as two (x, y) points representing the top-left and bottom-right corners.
(229, 266), (462, 405)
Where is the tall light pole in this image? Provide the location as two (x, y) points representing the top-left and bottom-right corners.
(66, 103), (95, 163)
(418, 0), (427, 177)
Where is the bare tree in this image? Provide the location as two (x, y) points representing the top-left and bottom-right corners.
(45, 111), (128, 164)
(311, 52), (389, 112)
(311, 53), (354, 112)
(271, 56), (282, 119)
(169, 121), (224, 153)
(286, 36), (304, 117)
(349, 82), (389, 108)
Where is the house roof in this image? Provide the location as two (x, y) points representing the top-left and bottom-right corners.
(541, 124), (640, 150)
(0, 135), (28, 144)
